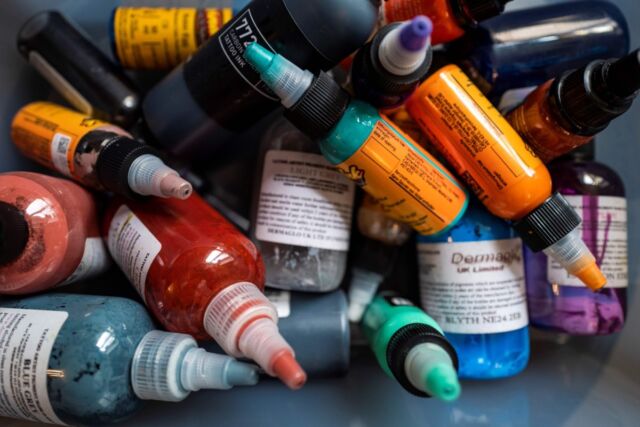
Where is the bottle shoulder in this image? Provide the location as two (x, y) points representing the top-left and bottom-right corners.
(549, 160), (625, 196)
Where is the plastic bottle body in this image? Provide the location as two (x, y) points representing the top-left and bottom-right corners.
(0, 294), (154, 426)
(318, 100), (469, 236)
(250, 118), (353, 292)
(448, 0), (630, 100)
(266, 289), (351, 377)
(525, 160), (627, 335)
(406, 64), (552, 221)
(0, 172), (107, 294)
(142, 0), (378, 159)
(506, 81), (593, 163)
(417, 202), (530, 379)
(103, 194), (265, 339)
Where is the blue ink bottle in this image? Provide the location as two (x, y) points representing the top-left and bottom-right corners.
(417, 201), (529, 379)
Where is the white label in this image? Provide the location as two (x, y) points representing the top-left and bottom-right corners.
(547, 196), (628, 288)
(418, 238), (528, 334)
(255, 150), (355, 251)
(265, 290), (291, 318)
(107, 205), (162, 300)
(50, 133), (72, 177)
(57, 238), (112, 287)
(0, 308), (68, 425)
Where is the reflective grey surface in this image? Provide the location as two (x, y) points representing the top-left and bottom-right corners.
(1, 0), (639, 426)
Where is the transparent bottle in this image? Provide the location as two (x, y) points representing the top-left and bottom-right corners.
(250, 117), (355, 292)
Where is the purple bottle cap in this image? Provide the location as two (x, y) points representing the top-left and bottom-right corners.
(399, 16), (433, 52)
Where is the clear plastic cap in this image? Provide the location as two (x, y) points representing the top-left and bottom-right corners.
(347, 268), (385, 322)
(244, 42), (314, 108)
(405, 343), (461, 402)
(128, 154), (193, 200)
(378, 16), (433, 76)
(131, 330), (259, 402)
(203, 282), (307, 389)
(543, 228), (607, 291)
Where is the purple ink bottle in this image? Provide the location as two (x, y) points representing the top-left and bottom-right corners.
(524, 141), (628, 335)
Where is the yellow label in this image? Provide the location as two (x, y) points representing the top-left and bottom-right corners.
(206, 8), (233, 37)
(11, 102), (106, 178)
(113, 7), (232, 70)
(337, 117), (468, 235)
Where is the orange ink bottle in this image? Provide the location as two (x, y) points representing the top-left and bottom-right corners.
(406, 64), (607, 291)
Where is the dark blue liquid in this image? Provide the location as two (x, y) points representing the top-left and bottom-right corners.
(448, 1), (629, 101)
(2, 294), (154, 426)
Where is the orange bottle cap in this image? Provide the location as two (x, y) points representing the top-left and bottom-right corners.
(575, 263), (607, 292)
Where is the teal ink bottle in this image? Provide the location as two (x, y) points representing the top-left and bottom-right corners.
(0, 294), (259, 426)
(243, 42), (468, 237)
(417, 201), (530, 379)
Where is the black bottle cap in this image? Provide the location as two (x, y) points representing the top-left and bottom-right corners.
(351, 23), (433, 104)
(512, 193), (581, 252)
(281, 0), (378, 64)
(552, 49), (640, 136)
(0, 202), (30, 266)
(94, 132), (155, 198)
(386, 323), (459, 397)
(17, 11), (140, 128)
(284, 72), (350, 139)
(453, 0), (512, 27)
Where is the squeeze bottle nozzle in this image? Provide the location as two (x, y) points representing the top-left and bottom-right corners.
(244, 42), (314, 108)
(128, 154), (193, 200)
(203, 282), (307, 390)
(379, 16), (433, 76)
(131, 331), (259, 402)
(543, 228), (607, 291)
(405, 343), (461, 402)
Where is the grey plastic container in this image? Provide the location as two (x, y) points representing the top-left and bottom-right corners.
(2, 1), (640, 426)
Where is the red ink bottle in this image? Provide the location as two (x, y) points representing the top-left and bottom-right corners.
(103, 193), (307, 389)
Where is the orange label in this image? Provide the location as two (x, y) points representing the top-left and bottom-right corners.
(113, 7), (232, 70)
(11, 102), (106, 178)
(337, 117), (468, 235)
(407, 65), (545, 198)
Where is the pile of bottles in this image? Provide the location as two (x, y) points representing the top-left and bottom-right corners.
(0, 0), (636, 424)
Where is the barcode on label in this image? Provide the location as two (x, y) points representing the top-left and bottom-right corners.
(51, 133), (73, 177)
(56, 135), (70, 154)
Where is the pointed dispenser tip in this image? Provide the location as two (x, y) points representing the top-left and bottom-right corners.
(226, 361), (260, 387)
(160, 174), (193, 200)
(399, 16), (433, 52)
(272, 351), (307, 390)
(426, 365), (461, 402)
(575, 263), (607, 292)
(244, 42), (275, 74)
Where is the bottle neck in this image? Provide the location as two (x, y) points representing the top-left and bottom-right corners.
(0, 201), (30, 266)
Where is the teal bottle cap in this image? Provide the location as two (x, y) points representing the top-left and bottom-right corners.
(244, 42), (314, 108)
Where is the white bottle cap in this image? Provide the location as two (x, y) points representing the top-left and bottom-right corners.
(131, 330), (259, 402)
(127, 154), (193, 200)
(347, 268), (385, 322)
